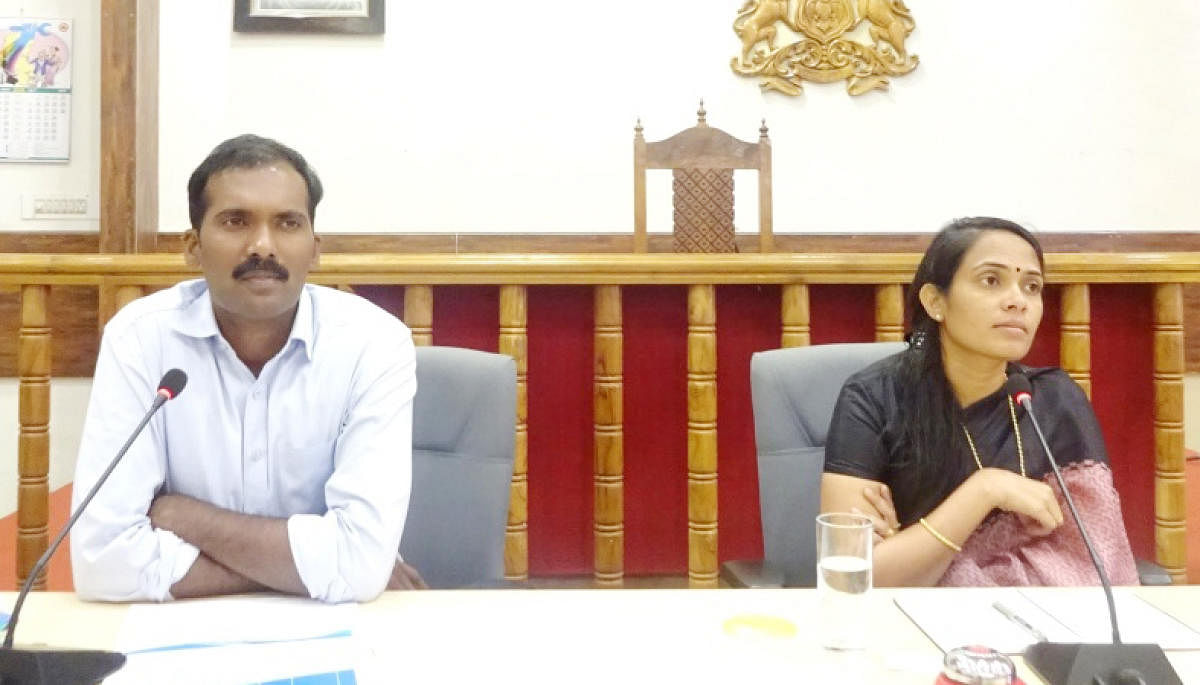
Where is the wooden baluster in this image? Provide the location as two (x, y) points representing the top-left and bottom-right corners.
(1153, 284), (1187, 583)
(781, 284), (810, 348)
(687, 284), (718, 588)
(874, 284), (904, 342)
(593, 286), (624, 587)
(499, 286), (528, 581)
(115, 285), (145, 312)
(1060, 284), (1092, 398)
(17, 285), (51, 590)
(404, 286), (433, 347)
(98, 282), (145, 329)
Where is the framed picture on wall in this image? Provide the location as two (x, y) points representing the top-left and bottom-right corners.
(234, 0), (384, 35)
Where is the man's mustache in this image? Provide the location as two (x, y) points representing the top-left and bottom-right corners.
(232, 255), (289, 281)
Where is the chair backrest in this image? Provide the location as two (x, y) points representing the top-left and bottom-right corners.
(750, 342), (906, 586)
(399, 346), (517, 588)
(633, 102), (772, 253)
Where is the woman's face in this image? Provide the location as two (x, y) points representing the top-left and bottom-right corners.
(922, 230), (1044, 364)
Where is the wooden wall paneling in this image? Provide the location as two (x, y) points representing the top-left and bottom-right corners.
(687, 284), (719, 588)
(593, 285), (624, 586)
(874, 284), (904, 342)
(403, 286), (433, 346)
(100, 0), (158, 253)
(1060, 284), (1092, 397)
(781, 284), (810, 348)
(499, 285), (528, 581)
(1153, 284), (1187, 582)
(17, 286), (51, 589)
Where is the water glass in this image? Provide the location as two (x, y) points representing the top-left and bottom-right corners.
(816, 512), (873, 650)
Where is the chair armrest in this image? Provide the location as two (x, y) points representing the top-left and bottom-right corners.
(720, 560), (784, 589)
(1136, 558), (1172, 586)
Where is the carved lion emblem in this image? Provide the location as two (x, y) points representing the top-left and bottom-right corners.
(732, 0), (919, 95)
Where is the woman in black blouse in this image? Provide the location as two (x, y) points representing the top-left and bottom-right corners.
(821, 218), (1137, 587)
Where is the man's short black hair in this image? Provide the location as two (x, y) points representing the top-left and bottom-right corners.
(187, 134), (323, 230)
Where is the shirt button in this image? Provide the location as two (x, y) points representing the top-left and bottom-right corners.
(253, 389), (262, 399)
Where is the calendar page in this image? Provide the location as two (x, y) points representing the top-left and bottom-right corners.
(1, 18), (73, 162)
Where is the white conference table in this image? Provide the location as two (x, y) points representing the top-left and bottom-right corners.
(4, 586), (1200, 684)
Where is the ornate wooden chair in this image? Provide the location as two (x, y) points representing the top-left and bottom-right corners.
(633, 102), (773, 253)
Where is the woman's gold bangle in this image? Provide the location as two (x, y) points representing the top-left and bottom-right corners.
(918, 517), (962, 553)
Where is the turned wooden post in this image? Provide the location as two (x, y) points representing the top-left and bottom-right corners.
(499, 286), (528, 581)
(1152, 284), (1187, 583)
(687, 284), (718, 588)
(874, 284), (904, 342)
(781, 284), (810, 348)
(1060, 284), (1092, 397)
(404, 286), (433, 346)
(593, 285), (624, 586)
(17, 286), (51, 590)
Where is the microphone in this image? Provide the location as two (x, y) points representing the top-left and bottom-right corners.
(1, 369), (188, 685)
(1006, 373), (1179, 685)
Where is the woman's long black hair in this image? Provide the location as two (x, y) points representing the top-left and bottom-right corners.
(896, 217), (1045, 511)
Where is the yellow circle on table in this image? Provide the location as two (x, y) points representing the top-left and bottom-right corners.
(722, 614), (797, 638)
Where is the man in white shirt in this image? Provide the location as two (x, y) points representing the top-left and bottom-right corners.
(70, 134), (425, 602)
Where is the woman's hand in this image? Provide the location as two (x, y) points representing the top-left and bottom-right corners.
(852, 483), (900, 545)
(971, 468), (1064, 536)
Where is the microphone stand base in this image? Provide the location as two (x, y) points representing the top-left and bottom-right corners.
(0, 647), (125, 685)
(1025, 642), (1180, 685)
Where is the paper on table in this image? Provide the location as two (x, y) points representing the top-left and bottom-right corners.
(115, 596), (357, 653)
(895, 588), (1200, 655)
(1021, 588), (1200, 650)
(106, 635), (362, 685)
(106, 596), (363, 685)
(894, 588), (1077, 655)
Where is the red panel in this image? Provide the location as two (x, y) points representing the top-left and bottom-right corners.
(623, 286), (689, 574)
(810, 285), (876, 344)
(431, 286), (499, 352)
(355, 281), (1156, 578)
(1090, 285), (1155, 560)
(716, 285), (781, 563)
(351, 285), (404, 319)
(526, 287), (594, 575)
(1024, 284), (1062, 368)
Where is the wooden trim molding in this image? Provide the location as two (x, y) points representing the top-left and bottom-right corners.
(99, 0), (158, 253)
(1, 252), (1197, 286)
(3, 232), (1198, 256)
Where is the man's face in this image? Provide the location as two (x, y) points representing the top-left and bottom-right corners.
(184, 163), (320, 330)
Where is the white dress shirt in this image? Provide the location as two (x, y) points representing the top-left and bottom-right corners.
(70, 279), (415, 603)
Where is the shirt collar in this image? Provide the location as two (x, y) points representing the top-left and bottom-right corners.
(172, 280), (315, 361)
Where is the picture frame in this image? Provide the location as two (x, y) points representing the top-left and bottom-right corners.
(233, 0), (385, 35)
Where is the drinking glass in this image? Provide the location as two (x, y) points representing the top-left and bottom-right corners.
(816, 512), (873, 650)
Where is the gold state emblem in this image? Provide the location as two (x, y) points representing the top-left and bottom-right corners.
(731, 0), (918, 96)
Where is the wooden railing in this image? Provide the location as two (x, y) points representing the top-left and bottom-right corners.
(3, 252), (1198, 589)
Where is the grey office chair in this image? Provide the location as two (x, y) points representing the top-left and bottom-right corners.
(722, 342), (905, 588)
(722, 342), (1171, 588)
(399, 346), (517, 589)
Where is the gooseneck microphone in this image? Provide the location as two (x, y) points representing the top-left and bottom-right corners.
(1, 369), (187, 685)
(1006, 373), (1179, 685)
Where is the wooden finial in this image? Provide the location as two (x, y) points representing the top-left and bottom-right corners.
(634, 118), (643, 138)
(697, 99), (707, 126)
(760, 118), (769, 139)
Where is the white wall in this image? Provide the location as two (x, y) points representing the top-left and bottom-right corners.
(0, 1), (100, 231)
(155, 0), (1200, 234)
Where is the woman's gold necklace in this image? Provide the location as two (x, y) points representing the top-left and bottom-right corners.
(961, 394), (1026, 477)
